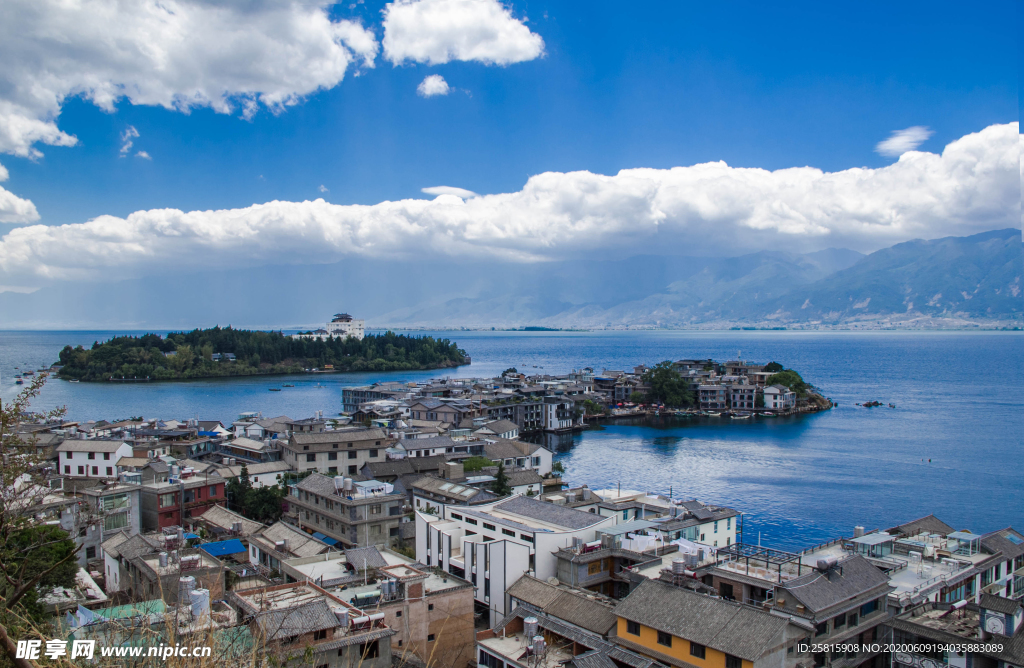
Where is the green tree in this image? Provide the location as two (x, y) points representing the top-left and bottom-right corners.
(764, 361), (784, 373)
(226, 464), (253, 515)
(629, 391), (646, 404)
(502, 367), (519, 376)
(767, 369), (808, 396)
(7, 526), (78, 623)
(551, 461), (565, 476)
(462, 456), (492, 472)
(493, 461), (512, 496)
(246, 485), (285, 524)
(642, 361), (695, 407)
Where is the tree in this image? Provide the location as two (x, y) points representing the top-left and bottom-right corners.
(502, 367), (518, 376)
(226, 465), (253, 514)
(493, 461), (512, 496)
(629, 391), (646, 404)
(764, 361), (784, 373)
(246, 485), (286, 524)
(461, 456), (492, 472)
(642, 361), (695, 407)
(0, 375), (78, 668)
(767, 369), (808, 396)
(551, 461), (565, 476)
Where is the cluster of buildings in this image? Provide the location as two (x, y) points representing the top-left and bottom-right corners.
(8, 362), (1020, 668)
(291, 313), (366, 342)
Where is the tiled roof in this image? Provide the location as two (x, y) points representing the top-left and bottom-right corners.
(776, 555), (891, 617)
(344, 547), (388, 570)
(195, 505), (264, 536)
(100, 531), (130, 559)
(484, 439), (538, 460)
(288, 428), (389, 449)
(475, 420), (518, 434)
(253, 599), (337, 641)
(296, 473), (343, 497)
(506, 470), (544, 487)
(614, 579), (791, 662)
(117, 534), (162, 561)
(980, 593), (1021, 615)
(494, 496), (606, 531)
(888, 514), (955, 537)
(980, 527), (1024, 560)
(507, 575), (618, 636)
(56, 440), (128, 452)
(253, 522), (327, 558)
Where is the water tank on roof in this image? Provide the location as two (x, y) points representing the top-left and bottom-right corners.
(189, 589), (210, 619)
(565, 491), (576, 503)
(334, 476), (346, 491)
(581, 487), (591, 500)
(158, 552), (168, 568)
(672, 558), (687, 575)
(532, 636), (546, 656)
(344, 478), (353, 492)
(524, 617), (539, 639)
(816, 556), (839, 572)
(854, 526), (865, 538)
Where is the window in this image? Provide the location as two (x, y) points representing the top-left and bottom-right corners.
(347, 442), (353, 447)
(626, 620), (640, 636)
(64, 465), (70, 474)
(834, 613), (846, 629)
(451, 513), (463, 520)
(847, 612), (858, 628)
(814, 622), (828, 637)
(484, 578), (490, 596)
(689, 641), (705, 658)
(348, 451), (357, 459)
(483, 523), (496, 531)
(479, 650), (504, 668)
(860, 599), (878, 617)
(502, 528), (515, 537)
(726, 655), (742, 668)
(390, 527), (399, 537)
(357, 641), (379, 659)
(370, 504), (381, 515)
(370, 524), (381, 535)
(348, 465), (357, 474)
(428, 603), (434, 611)
(313, 629), (327, 641)
(88, 452), (95, 460)
(465, 517), (477, 525)
(333, 444), (338, 449)
(92, 466), (98, 475)
(727, 517), (731, 530)
(303, 445), (309, 450)
(209, 485), (218, 496)
(714, 521), (719, 533)
(395, 611), (402, 617)
(427, 634), (435, 642)
(328, 467), (337, 473)
(657, 631), (673, 648)
(78, 466), (85, 475)
(588, 561), (603, 575)
(102, 494), (129, 510)
(306, 453), (316, 462)
(85, 546), (96, 559)
(369, 449), (378, 457)
(328, 453), (337, 460)
(521, 534), (533, 542)
(103, 452), (110, 460)
(106, 466), (113, 476)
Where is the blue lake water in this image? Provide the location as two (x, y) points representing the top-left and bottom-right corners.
(1, 329), (1021, 550)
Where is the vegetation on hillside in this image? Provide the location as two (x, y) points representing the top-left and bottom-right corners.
(767, 368), (809, 396)
(642, 361), (696, 407)
(56, 327), (468, 381)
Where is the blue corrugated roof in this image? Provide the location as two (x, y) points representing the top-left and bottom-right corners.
(199, 539), (246, 556)
(311, 532), (338, 546)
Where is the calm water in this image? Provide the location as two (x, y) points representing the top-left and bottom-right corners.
(2, 329), (1021, 549)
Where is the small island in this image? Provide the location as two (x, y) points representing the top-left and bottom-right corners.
(56, 326), (468, 382)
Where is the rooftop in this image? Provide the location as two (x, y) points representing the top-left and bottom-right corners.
(491, 495), (609, 532)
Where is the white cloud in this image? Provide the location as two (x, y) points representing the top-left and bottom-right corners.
(422, 185), (477, 198)
(0, 123), (1017, 281)
(0, 0), (379, 158)
(417, 75), (451, 97)
(119, 126), (139, 156)
(876, 126), (934, 157)
(135, 151), (152, 160)
(0, 160), (39, 224)
(319, 185), (330, 193)
(383, 0), (544, 65)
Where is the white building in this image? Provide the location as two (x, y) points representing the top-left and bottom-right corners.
(416, 495), (617, 625)
(763, 384), (797, 411)
(56, 440), (135, 479)
(292, 313), (365, 341)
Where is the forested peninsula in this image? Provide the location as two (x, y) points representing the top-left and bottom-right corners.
(56, 328), (468, 381)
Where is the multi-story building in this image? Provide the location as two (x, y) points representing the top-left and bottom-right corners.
(543, 395), (579, 431)
(77, 481), (143, 565)
(138, 474), (227, 531)
(228, 581), (393, 668)
(56, 439), (134, 479)
(614, 578), (810, 668)
(289, 473), (407, 548)
(763, 384), (797, 412)
(283, 427), (392, 475)
(482, 439), (553, 476)
(698, 385), (729, 411)
(486, 400), (546, 432)
(291, 312), (366, 341)
(729, 385), (757, 411)
(416, 494), (617, 625)
(248, 521), (331, 574)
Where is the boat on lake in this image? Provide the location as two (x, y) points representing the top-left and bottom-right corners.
(707, 411), (721, 417)
(269, 388), (281, 391)
(731, 414), (751, 420)
(283, 384), (295, 387)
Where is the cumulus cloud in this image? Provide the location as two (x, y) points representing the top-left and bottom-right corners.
(0, 0), (379, 158)
(383, 0), (544, 65)
(876, 126), (934, 157)
(417, 74), (451, 97)
(0, 161), (40, 224)
(0, 123), (1017, 282)
(422, 185), (478, 198)
(319, 185), (330, 193)
(119, 126), (139, 156)
(135, 151), (152, 160)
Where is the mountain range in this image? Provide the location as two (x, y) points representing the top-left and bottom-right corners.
(0, 229), (1019, 329)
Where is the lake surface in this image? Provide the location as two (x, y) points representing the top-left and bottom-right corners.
(2, 329), (1021, 550)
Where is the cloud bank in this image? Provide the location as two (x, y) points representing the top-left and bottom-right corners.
(383, 0), (544, 65)
(0, 123), (1017, 282)
(0, 0), (378, 158)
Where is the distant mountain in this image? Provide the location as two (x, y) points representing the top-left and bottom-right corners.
(0, 229), (1018, 329)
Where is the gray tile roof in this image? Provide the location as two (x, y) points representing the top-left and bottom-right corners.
(117, 534), (162, 561)
(981, 527), (1024, 560)
(507, 575), (618, 636)
(55, 439), (128, 452)
(195, 505), (264, 536)
(475, 420), (518, 435)
(289, 428), (388, 448)
(980, 593), (1022, 615)
(253, 522), (328, 558)
(484, 439), (538, 460)
(506, 470), (544, 487)
(494, 496), (606, 531)
(888, 514), (955, 537)
(344, 547), (388, 570)
(253, 599), (337, 641)
(776, 555), (892, 617)
(100, 531), (130, 559)
(297, 473), (343, 497)
(615, 579), (792, 662)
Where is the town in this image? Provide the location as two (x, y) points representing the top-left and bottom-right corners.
(3, 360), (1020, 668)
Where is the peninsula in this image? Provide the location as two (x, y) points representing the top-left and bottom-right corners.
(56, 326), (468, 382)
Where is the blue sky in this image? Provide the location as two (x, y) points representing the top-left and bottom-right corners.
(3, 0), (1016, 227)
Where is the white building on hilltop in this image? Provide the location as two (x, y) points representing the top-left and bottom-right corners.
(291, 313), (365, 341)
